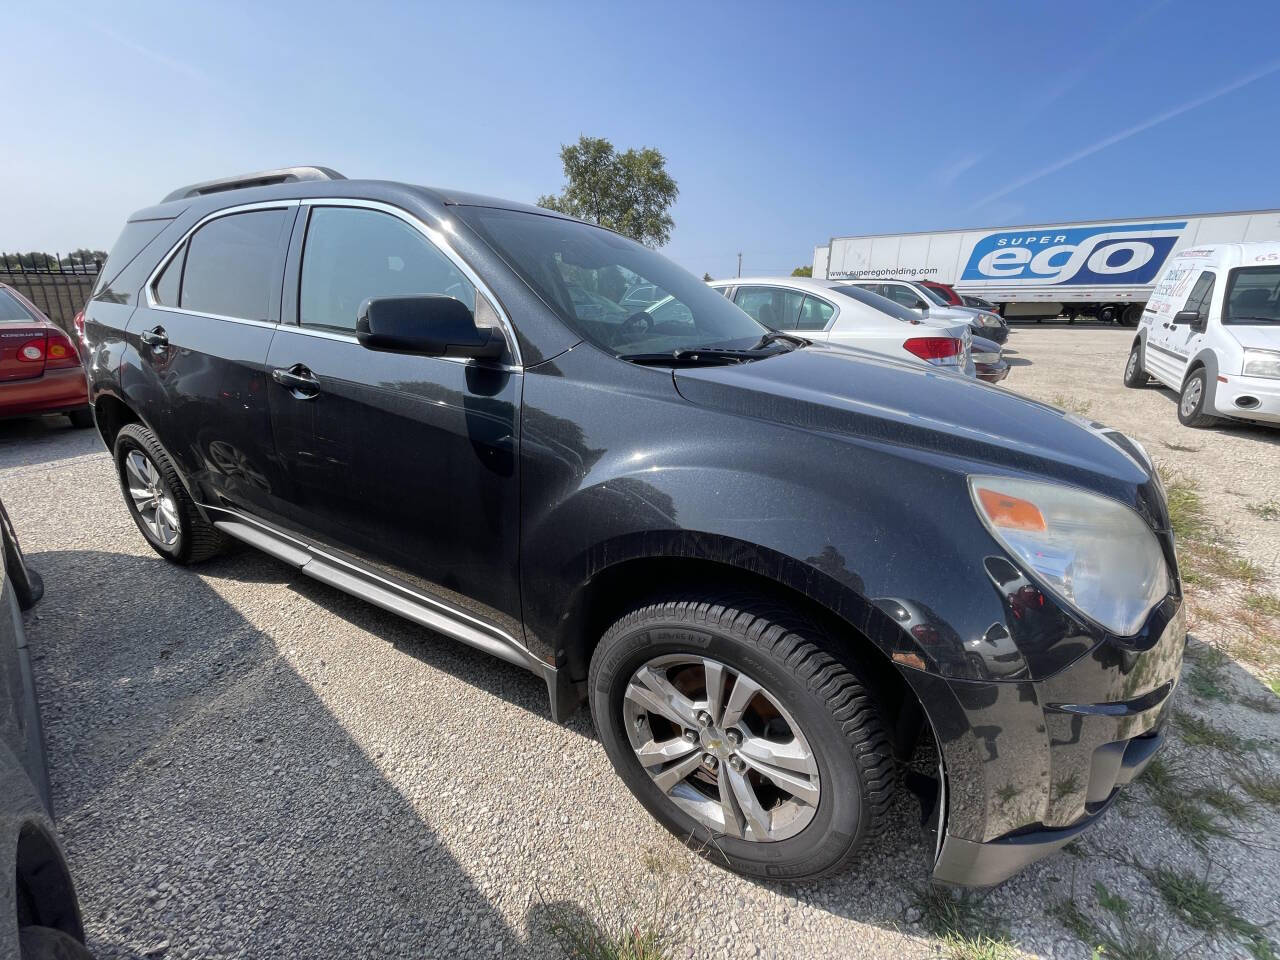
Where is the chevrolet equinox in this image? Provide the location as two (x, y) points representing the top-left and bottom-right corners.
(83, 166), (1185, 887)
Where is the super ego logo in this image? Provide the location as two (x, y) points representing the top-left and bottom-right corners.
(960, 222), (1188, 285)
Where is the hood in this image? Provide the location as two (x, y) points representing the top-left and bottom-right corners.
(672, 341), (1150, 491)
(1222, 324), (1280, 352)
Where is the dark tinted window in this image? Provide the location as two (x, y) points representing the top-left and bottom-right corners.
(832, 284), (920, 323)
(883, 284), (928, 309)
(1224, 266), (1280, 324)
(180, 209), (287, 320)
(153, 244), (185, 306)
(1182, 271), (1214, 316)
(734, 286), (804, 329)
(299, 207), (474, 331)
(797, 295), (835, 330)
(0, 288), (36, 323)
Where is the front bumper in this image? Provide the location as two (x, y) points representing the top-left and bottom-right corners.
(0, 366), (89, 418)
(1211, 372), (1280, 424)
(905, 598), (1185, 887)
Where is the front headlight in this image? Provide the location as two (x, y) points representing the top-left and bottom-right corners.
(1242, 348), (1280, 379)
(969, 476), (1170, 636)
(978, 313), (1001, 327)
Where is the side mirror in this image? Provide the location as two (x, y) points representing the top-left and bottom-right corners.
(356, 296), (505, 359)
(1172, 309), (1202, 328)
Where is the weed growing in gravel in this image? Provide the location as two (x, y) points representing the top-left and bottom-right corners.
(1200, 786), (1250, 820)
(1244, 593), (1280, 617)
(1174, 712), (1258, 756)
(1144, 865), (1275, 959)
(1049, 393), (1094, 417)
(1233, 765), (1280, 808)
(1247, 501), (1280, 521)
(1240, 692), (1279, 714)
(1185, 647), (1231, 701)
(1139, 755), (1227, 846)
(1050, 886), (1177, 960)
(1162, 473), (1209, 542)
(908, 884), (1014, 960)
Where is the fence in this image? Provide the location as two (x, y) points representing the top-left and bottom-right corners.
(0, 253), (101, 336)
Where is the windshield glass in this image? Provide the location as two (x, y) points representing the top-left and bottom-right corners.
(914, 282), (949, 307)
(0, 289), (36, 323)
(456, 208), (769, 356)
(831, 284), (921, 323)
(1225, 266), (1280, 324)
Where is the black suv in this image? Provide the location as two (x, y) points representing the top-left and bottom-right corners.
(84, 167), (1184, 887)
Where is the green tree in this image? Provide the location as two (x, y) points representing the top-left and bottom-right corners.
(702, 272), (713, 282)
(538, 136), (678, 247)
(791, 265), (813, 277)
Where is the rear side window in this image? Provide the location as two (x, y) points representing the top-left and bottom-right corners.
(298, 206), (474, 332)
(179, 209), (289, 320)
(797, 296), (835, 330)
(93, 218), (173, 298)
(734, 286), (803, 329)
(152, 244), (185, 306)
(0, 288), (36, 323)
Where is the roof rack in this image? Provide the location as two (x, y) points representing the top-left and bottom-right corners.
(161, 166), (346, 203)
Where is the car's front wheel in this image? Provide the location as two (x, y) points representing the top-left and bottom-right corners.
(1177, 368), (1218, 428)
(113, 423), (225, 564)
(589, 597), (896, 881)
(1123, 342), (1149, 388)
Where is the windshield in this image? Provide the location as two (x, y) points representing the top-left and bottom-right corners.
(831, 284), (921, 323)
(1225, 266), (1280, 324)
(913, 282), (949, 307)
(456, 207), (769, 356)
(0, 288), (36, 323)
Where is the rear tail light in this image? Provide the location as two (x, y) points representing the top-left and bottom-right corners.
(18, 339), (45, 362)
(904, 336), (964, 366)
(45, 329), (82, 369)
(73, 309), (86, 344)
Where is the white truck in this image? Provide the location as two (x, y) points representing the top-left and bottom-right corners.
(814, 209), (1280, 326)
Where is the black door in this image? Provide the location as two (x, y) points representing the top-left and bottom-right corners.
(122, 206), (294, 518)
(264, 203), (523, 634)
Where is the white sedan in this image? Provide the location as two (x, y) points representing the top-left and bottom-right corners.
(708, 277), (975, 376)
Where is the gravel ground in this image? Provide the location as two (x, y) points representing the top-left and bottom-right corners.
(4, 326), (1278, 960)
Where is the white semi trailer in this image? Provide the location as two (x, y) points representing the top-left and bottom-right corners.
(815, 209), (1280, 325)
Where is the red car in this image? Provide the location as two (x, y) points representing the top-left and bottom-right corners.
(0, 283), (92, 428)
(919, 279), (965, 307)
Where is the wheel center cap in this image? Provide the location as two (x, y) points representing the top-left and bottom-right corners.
(700, 727), (730, 757)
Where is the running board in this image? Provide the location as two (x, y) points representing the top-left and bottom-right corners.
(213, 519), (548, 678)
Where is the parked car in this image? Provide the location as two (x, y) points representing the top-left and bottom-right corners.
(84, 167), (1184, 888)
(919, 280), (963, 306)
(962, 294), (1000, 314)
(1125, 241), (1280, 427)
(846, 278), (1009, 344)
(1, 498), (93, 960)
(709, 277), (975, 375)
(971, 335), (1009, 384)
(0, 283), (93, 428)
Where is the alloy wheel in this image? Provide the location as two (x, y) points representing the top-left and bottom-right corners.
(622, 654), (820, 842)
(1125, 351), (1138, 380)
(124, 450), (180, 546)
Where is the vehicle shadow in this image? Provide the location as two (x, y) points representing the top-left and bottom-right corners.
(0, 417), (104, 470)
(24, 547), (570, 960)
(1148, 386), (1280, 445)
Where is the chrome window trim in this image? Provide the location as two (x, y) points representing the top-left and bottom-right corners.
(143, 199), (299, 320)
(142, 196), (524, 367)
(296, 197), (523, 366)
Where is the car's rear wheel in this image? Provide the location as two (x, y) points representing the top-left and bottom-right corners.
(65, 408), (93, 429)
(19, 925), (94, 960)
(589, 596), (896, 881)
(113, 423), (225, 564)
(1177, 368), (1218, 428)
(1123, 342), (1149, 388)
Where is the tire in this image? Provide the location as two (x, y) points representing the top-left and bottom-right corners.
(1123, 342), (1149, 388)
(1098, 305), (1116, 324)
(65, 408), (94, 429)
(1177, 367), (1218, 428)
(589, 596), (896, 881)
(1121, 304), (1143, 327)
(19, 926), (94, 960)
(113, 423), (225, 564)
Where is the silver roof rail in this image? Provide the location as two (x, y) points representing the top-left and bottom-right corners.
(161, 166), (346, 203)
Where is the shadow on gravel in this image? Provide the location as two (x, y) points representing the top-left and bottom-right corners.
(0, 418), (104, 470)
(26, 547), (567, 960)
(1146, 387), (1280, 446)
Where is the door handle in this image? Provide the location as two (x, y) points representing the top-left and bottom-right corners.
(140, 326), (168, 347)
(271, 364), (321, 398)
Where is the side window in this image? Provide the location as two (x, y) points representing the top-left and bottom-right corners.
(1183, 271), (1215, 321)
(884, 284), (926, 309)
(180, 209), (288, 320)
(299, 206), (475, 331)
(797, 296), (835, 331)
(152, 243), (185, 306)
(733, 286), (803, 329)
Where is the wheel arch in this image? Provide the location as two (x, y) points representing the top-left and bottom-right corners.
(91, 391), (140, 451)
(13, 819), (84, 941)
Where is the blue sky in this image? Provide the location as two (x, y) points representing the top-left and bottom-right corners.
(4, 0), (1280, 279)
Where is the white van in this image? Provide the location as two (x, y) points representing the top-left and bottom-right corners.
(1124, 241), (1280, 427)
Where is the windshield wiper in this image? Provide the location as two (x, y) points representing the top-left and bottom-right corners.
(1227, 315), (1280, 323)
(620, 346), (782, 366)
